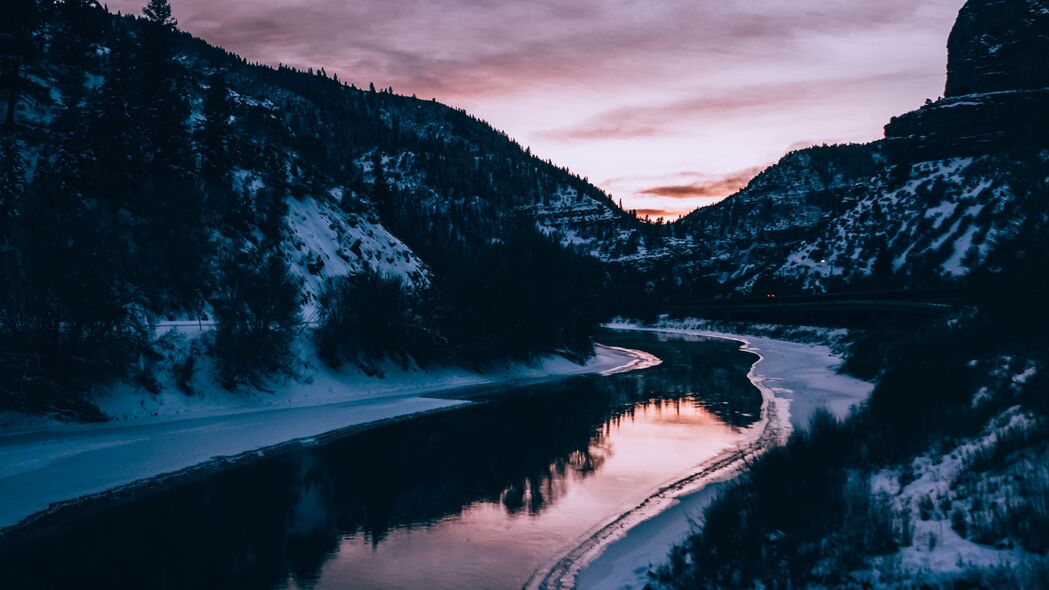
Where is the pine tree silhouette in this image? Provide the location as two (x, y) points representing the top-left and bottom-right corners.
(142, 0), (176, 27)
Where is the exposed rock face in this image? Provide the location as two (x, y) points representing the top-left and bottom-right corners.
(677, 144), (887, 292)
(885, 0), (1049, 163)
(884, 89), (1049, 163)
(945, 0), (1049, 97)
(676, 146), (1049, 296)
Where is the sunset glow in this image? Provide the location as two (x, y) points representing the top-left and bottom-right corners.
(109, 0), (964, 217)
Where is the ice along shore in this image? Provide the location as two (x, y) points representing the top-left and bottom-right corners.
(0, 344), (659, 533)
(532, 324), (873, 590)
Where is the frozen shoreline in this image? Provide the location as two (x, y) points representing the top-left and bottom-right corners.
(555, 324), (874, 590)
(0, 344), (656, 532)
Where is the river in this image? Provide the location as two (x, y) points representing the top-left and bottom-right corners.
(0, 330), (767, 589)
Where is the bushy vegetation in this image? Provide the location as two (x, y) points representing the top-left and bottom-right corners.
(0, 254), (151, 417)
(953, 417), (1049, 553)
(315, 271), (441, 373)
(427, 228), (607, 364)
(212, 252), (301, 389)
(654, 217), (1049, 587)
(315, 227), (609, 372)
(656, 411), (910, 587)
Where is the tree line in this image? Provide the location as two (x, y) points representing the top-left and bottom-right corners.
(0, 0), (617, 415)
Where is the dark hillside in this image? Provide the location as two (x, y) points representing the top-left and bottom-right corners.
(0, 0), (639, 413)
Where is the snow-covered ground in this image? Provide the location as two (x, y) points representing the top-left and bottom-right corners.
(862, 407), (1037, 584)
(572, 322), (874, 590)
(0, 345), (654, 532)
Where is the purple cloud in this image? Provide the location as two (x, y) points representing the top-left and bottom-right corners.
(110, 0), (959, 99)
(540, 70), (933, 141)
(638, 167), (765, 199)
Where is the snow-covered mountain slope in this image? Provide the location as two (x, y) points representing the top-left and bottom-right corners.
(746, 152), (1043, 293)
(665, 0), (1049, 297)
(674, 148), (1047, 297)
(676, 144), (887, 293)
(217, 162), (429, 317)
(3, 1), (645, 318)
(282, 195), (427, 317)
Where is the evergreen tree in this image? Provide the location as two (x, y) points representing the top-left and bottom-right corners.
(1, 0), (40, 127)
(257, 145), (289, 246)
(1, 131), (150, 413)
(132, 0), (209, 308)
(213, 252), (301, 389)
(53, 0), (106, 82)
(200, 72), (232, 185)
(871, 246), (895, 284)
(371, 151), (394, 221)
(87, 26), (140, 212)
(139, 0), (189, 174)
(199, 71), (236, 225)
(0, 137), (22, 235)
(142, 0), (176, 27)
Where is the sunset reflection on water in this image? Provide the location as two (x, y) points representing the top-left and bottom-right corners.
(2, 332), (761, 590)
(315, 372), (752, 589)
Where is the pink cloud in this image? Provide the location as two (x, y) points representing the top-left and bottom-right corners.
(638, 167), (764, 199)
(109, 0), (958, 100)
(540, 70), (931, 141)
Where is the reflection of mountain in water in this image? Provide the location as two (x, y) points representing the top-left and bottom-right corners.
(622, 330), (762, 428)
(0, 332), (759, 590)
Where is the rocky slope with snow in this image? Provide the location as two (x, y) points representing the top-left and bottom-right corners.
(3, 1), (642, 315)
(664, 0), (1049, 297)
(673, 141), (1047, 296)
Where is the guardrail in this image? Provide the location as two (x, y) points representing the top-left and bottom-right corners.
(663, 289), (970, 326)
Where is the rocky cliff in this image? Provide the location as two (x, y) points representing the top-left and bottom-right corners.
(885, 0), (1049, 163)
(945, 0), (1049, 97)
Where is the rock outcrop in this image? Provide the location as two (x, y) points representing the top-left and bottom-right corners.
(884, 89), (1049, 163)
(945, 0), (1049, 97)
(885, 0), (1049, 164)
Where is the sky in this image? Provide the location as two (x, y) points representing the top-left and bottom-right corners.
(111, 0), (965, 218)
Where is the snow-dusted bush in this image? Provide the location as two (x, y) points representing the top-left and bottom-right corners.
(212, 253), (301, 389)
(314, 270), (441, 373)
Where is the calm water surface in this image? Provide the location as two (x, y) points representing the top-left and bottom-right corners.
(0, 330), (761, 589)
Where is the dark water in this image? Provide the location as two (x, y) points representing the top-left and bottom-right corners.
(0, 331), (760, 590)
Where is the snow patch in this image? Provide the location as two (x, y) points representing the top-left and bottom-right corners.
(0, 342), (652, 531)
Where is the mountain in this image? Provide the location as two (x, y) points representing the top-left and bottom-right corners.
(4, 2), (639, 305)
(676, 143), (887, 294)
(652, 2), (1049, 586)
(0, 0), (648, 412)
(665, 0), (1049, 298)
(885, 0), (1049, 163)
(3, 0), (1047, 414)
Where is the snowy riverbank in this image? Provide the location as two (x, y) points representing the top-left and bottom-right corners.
(571, 323), (874, 590)
(0, 344), (657, 532)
